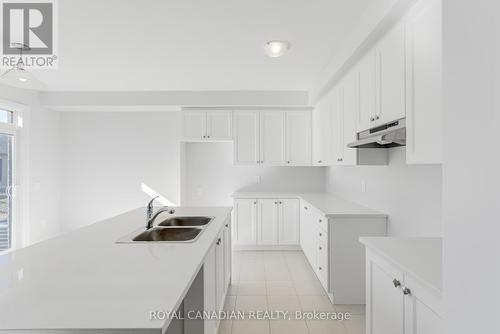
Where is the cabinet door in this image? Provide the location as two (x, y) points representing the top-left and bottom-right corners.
(341, 71), (358, 165)
(299, 202), (310, 255)
(203, 244), (217, 334)
(223, 220), (232, 289)
(215, 230), (225, 312)
(312, 93), (332, 166)
(356, 50), (377, 132)
(404, 275), (443, 334)
(233, 111), (260, 165)
(257, 199), (279, 245)
(233, 199), (257, 245)
(285, 111), (312, 166)
(375, 21), (406, 125)
(260, 111), (285, 166)
(317, 241), (328, 290)
(367, 252), (405, 334)
(299, 201), (316, 267)
(331, 85), (344, 165)
(278, 199), (299, 245)
(183, 111), (206, 140)
(207, 110), (232, 141)
(405, 0), (442, 164)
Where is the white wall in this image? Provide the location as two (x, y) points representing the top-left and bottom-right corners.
(60, 111), (182, 230)
(327, 147), (442, 237)
(0, 84), (62, 246)
(442, 0), (499, 332)
(183, 142), (326, 206)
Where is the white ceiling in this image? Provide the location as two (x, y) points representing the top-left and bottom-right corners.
(37, 0), (370, 91)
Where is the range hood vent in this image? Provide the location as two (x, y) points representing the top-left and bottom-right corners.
(348, 118), (406, 149)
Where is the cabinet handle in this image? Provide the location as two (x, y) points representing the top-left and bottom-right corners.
(304, 206), (308, 210)
(203, 135), (206, 138)
(402, 287), (411, 295)
(317, 160), (323, 163)
(375, 115), (380, 120)
(337, 158), (343, 162)
(225, 223), (229, 228)
(318, 266), (322, 271)
(370, 116), (375, 122)
(392, 279), (401, 288)
(216, 238), (221, 245)
(287, 161), (291, 164)
(254, 201), (257, 205)
(319, 219), (322, 223)
(279, 201), (282, 204)
(274, 201), (278, 204)
(319, 246), (322, 250)
(319, 232), (323, 237)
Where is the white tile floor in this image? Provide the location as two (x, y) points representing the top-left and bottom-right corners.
(219, 251), (366, 334)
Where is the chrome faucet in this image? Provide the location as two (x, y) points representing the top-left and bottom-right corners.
(146, 196), (159, 221)
(146, 196), (176, 229)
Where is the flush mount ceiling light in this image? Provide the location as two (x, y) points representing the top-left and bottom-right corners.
(264, 40), (291, 58)
(0, 43), (45, 90)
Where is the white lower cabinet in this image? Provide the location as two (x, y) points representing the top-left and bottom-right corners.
(233, 199), (257, 245)
(204, 219), (232, 334)
(366, 250), (443, 334)
(299, 200), (387, 304)
(215, 229), (225, 312)
(233, 198), (299, 247)
(278, 199), (300, 245)
(257, 199), (279, 245)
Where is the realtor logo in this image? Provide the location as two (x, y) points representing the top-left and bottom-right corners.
(1, 0), (58, 68)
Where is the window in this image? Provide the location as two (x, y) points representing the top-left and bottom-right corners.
(0, 109), (14, 124)
(0, 107), (16, 252)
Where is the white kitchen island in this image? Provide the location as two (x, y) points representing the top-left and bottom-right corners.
(0, 206), (232, 334)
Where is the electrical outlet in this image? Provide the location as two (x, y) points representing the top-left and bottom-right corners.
(254, 175), (261, 184)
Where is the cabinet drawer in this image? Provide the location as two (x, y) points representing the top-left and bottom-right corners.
(317, 215), (328, 232)
(317, 228), (328, 246)
(317, 242), (328, 290)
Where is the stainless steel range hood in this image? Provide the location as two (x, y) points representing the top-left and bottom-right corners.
(348, 118), (406, 149)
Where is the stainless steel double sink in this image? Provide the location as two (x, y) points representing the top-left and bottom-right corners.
(117, 216), (213, 243)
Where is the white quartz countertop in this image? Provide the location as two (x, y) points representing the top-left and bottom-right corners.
(359, 237), (442, 292)
(0, 206), (232, 332)
(232, 192), (387, 218)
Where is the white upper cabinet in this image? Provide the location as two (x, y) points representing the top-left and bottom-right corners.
(355, 22), (405, 131)
(332, 71), (358, 166)
(234, 110), (311, 166)
(356, 50), (377, 132)
(207, 111), (233, 140)
(342, 71), (359, 165)
(312, 93), (333, 165)
(183, 110), (232, 141)
(405, 0), (443, 164)
(331, 85), (344, 164)
(375, 21), (407, 125)
(260, 111), (285, 166)
(233, 111), (260, 165)
(183, 111), (207, 140)
(285, 110), (312, 166)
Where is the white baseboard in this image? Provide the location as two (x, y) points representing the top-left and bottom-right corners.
(232, 245), (302, 251)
